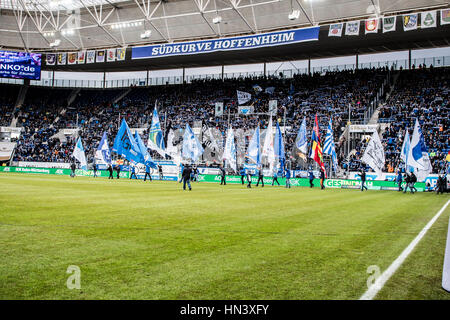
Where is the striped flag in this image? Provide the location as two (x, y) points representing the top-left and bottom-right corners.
(323, 119), (339, 172)
(309, 114), (326, 176)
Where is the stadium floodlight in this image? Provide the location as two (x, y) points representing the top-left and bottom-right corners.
(49, 39), (61, 47)
(212, 16), (222, 24)
(288, 10), (300, 20)
(140, 30), (152, 39)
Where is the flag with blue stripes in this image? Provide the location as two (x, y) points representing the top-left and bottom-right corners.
(147, 107), (166, 157)
(323, 119), (339, 172)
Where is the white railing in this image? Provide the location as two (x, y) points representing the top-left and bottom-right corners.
(1, 55), (449, 89)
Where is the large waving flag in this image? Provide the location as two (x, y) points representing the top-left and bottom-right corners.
(246, 125), (261, 166)
(95, 132), (111, 166)
(407, 119), (432, 179)
(135, 131), (157, 168)
(72, 137), (87, 170)
(274, 121), (285, 171)
(361, 131), (385, 175)
(295, 117), (308, 160)
(408, 119), (427, 170)
(147, 107), (166, 157)
(112, 118), (143, 164)
(309, 114), (326, 175)
(262, 117), (275, 171)
(223, 126), (237, 172)
(182, 123), (204, 162)
(323, 119), (339, 172)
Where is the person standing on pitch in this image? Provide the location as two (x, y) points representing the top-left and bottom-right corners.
(256, 165), (264, 187)
(116, 164), (121, 179)
(320, 168), (325, 190)
(396, 170), (403, 191)
(70, 161), (76, 178)
(240, 167), (246, 185)
(93, 158), (98, 178)
(409, 171), (417, 193)
(144, 163), (152, 182)
(219, 165), (226, 185)
(129, 163), (137, 180)
(107, 164), (114, 179)
(308, 169), (314, 188)
(272, 170), (280, 186)
(403, 172), (411, 193)
(181, 165), (192, 191)
(158, 165), (164, 180)
(358, 169), (368, 191)
(285, 168), (291, 188)
(246, 168), (253, 188)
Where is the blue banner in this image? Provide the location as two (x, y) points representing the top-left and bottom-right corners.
(0, 50), (41, 80)
(132, 27), (319, 59)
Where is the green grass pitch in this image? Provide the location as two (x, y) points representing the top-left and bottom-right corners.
(0, 172), (449, 300)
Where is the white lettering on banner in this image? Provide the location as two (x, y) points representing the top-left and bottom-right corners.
(133, 28), (318, 59)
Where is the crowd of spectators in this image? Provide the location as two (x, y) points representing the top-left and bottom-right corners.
(377, 65), (449, 174)
(12, 66), (445, 175)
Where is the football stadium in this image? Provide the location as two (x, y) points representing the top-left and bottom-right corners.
(0, 0), (449, 306)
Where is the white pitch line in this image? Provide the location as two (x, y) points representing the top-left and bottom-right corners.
(360, 199), (450, 300)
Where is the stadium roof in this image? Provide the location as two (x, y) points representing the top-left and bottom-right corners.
(0, 0), (449, 52)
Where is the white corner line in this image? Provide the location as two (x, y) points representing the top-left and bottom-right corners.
(360, 199), (450, 300)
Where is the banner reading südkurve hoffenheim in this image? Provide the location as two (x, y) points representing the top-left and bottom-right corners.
(132, 27), (319, 59)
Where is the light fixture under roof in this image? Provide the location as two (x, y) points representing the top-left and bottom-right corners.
(212, 16), (222, 24)
(140, 30), (152, 39)
(49, 39), (61, 47)
(288, 10), (300, 20)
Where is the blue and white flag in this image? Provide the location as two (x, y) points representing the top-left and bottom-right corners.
(253, 85), (263, 94)
(135, 131), (157, 168)
(147, 107), (166, 157)
(407, 119), (433, 178)
(182, 123), (204, 162)
(112, 118), (143, 164)
(323, 119), (339, 172)
(246, 126), (261, 166)
(95, 132), (111, 166)
(408, 119), (427, 170)
(237, 90), (252, 105)
(72, 137), (87, 170)
(400, 129), (411, 171)
(265, 87), (275, 95)
(274, 122), (285, 170)
(223, 126), (237, 172)
(295, 117), (308, 158)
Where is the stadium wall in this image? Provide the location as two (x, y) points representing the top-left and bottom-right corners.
(0, 166), (429, 192)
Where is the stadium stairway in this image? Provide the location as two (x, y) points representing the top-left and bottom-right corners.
(113, 88), (132, 104)
(67, 89), (82, 107)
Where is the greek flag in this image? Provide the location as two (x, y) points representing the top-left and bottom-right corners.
(182, 123), (204, 162)
(295, 117), (308, 158)
(246, 126), (261, 166)
(274, 122), (285, 170)
(323, 119), (339, 172)
(112, 118), (143, 164)
(95, 132), (111, 166)
(223, 126), (237, 172)
(72, 137), (87, 170)
(147, 107), (166, 157)
(135, 131), (156, 168)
